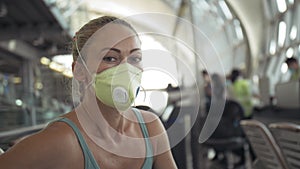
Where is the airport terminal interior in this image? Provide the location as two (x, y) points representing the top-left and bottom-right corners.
(0, 0), (300, 169)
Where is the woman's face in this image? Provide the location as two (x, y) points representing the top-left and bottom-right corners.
(84, 24), (142, 74)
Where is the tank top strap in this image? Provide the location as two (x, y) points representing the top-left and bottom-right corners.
(132, 108), (154, 169)
(54, 117), (100, 169)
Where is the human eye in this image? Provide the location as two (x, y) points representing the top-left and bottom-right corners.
(128, 55), (142, 64)
(103, 56), (119, 63)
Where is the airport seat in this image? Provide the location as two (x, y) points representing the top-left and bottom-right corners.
(240, 119), (289, 169)
(203, 137), (248, 169)
(202, 100), (250, 169)
(269, 122), (300, 169)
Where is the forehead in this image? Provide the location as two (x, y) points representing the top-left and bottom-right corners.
(82, 24), (140, 65)
(84, 23), (139, 51)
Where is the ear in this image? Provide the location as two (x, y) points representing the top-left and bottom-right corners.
(72, 61), (86, 81)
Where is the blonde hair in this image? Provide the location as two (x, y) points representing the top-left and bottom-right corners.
(71, 16), (138, 62)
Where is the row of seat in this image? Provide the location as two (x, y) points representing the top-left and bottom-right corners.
(240, 119), (300, 169)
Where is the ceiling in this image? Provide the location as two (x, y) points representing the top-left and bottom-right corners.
(0, 0), (264, 75)
(0, 0), (72, 74)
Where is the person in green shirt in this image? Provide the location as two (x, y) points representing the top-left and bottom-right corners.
(285, 57), (300, 81)
(229, 69), (253, 118)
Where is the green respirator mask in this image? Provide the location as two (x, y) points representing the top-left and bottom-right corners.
(93, 63), (142, 111)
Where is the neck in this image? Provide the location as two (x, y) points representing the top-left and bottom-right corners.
(96, 99), (128, 133)
(81, 88), (129, 133)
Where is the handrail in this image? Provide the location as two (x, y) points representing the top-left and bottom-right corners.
(0, 124), (47, 139)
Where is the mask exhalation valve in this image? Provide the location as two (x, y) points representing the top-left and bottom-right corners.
(113, 87), (129, 103)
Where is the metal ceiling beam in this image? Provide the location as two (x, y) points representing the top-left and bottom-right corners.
(0, 40), (42, 60)
(0, 47), (22, 73)
(0, 24), (69, 43)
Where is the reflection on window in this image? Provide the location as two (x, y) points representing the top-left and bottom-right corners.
(234, 19), (244, 40)
(290, 25), (297, 40)
(192, 0), (248, 74)
(286, 47), (294, 58)
(278, 21), (286, 47)
(263, 0), (273, 20)
(269, 40), (276, 55)
(198, 0), (210, 11)
(269, 0), (279, 17)
(225, 24), (236, 45)
(263, 0), (300, 91)
(281, 62), (288, 73)
(218, 0), (232, 20)
(276, 0), (287, 13)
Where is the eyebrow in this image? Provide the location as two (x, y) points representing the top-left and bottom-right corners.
(101, 47), (141, 54)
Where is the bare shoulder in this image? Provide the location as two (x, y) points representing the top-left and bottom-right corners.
(136, 109), (165, 136)
(138, 109), (159, 120)
(0, 116), (81, 168)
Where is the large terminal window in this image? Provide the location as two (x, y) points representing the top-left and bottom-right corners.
(190, 0), (249, 75)
(262, 0), (300, 95)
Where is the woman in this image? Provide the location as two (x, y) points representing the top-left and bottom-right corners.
(0, 16), (177, 169)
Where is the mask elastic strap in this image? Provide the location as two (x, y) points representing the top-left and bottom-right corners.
(133, 85), (147, 107)
(75, 37), (94, 87)
(139, 85), (147, 102)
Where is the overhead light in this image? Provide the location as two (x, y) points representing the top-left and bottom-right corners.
(40, 57), (51, 65)
(252, 75), (259, 84)
(234, 20), (244, 40)
(278, 21), (286, 47)
(49, 61), (65, 73)
(15, 99), (23, 106)
(8, 40), (16, 51)
(286, 47), (294, 58)
(63, 69), (73, 78)
(276, 0), (287, 13)
(269, 40), (276, 55)
(49, 55), (75, 77)
(219, 1), (232, 20)
(35, 82), (43, 90)
(290, 25), (297, 40)
(281, 63), (288, 73)
(52, 54), (73, 69)
(13, 77), (22, 84)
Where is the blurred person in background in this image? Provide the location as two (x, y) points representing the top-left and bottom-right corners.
(228, 69), (253, 119)
(285, 57), (300, 81)
(202, 70), (212, 114)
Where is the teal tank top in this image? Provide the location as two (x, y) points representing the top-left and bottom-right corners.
(55, 108), (153, 169)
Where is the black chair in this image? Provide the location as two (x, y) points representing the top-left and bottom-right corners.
(203, 100), (250, 169)
(269, 122), (300, 169)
